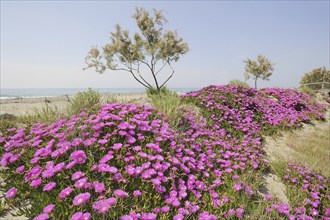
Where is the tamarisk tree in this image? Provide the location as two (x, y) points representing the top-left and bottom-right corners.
(84, 8), (189, 93)
(244, 55), (274, 89)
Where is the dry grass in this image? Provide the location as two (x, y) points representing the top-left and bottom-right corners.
(266, 108), (329, 178)
(285, 123), (330, 178)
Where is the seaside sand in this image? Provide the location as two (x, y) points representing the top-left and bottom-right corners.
(0, 93), (146, 220)
(0, 93), (147, 116)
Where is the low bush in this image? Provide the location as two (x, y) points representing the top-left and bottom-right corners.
(66, 88), (101, 116)
(229, 79), (250, 88)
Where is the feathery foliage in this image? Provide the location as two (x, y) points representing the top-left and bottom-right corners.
(244, 55), (274, 89)
(84, 8), (189, 94)
(300, 67), (330, 90)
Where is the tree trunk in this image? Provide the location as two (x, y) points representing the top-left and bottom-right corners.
(254, 79), (257, 89)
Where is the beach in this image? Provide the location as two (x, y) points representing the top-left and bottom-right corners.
(0, 93), (147, 117)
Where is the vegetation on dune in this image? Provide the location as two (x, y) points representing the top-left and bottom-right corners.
(0, 7), (329, 219)
(1, 85), (328, 220)
(229, 79), (250, 88)
(300, 67), (330, 91)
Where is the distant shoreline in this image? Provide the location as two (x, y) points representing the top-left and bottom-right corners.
(0, 87), (199, 100)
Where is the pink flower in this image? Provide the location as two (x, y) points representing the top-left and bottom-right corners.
(16, 165), (25, 173)
(72, 171), (84, 180)
(236, 208), (244, 218)
(264, 194), (272, 200)
(161, 206), (170, 212)
(81, 213), (91, 220)
(93, 181), (105, 193)
(30, 178), (42, 188)
(33, 213), (49, 220)
(93, 200), (110, 214)
(112, 143), (123, 150)
(70, 150), (86, 164)
(173, 214), (184, 220)
(73, 193), (90, 206)
(5, 187), (17, 199)
(53, 162), (65, 172)
(59, 187), (73, 199)
(43, 182), (56, 191)
(30, 157), (40, 164)
(74, 177), (88, 189)
(71, 138), (83, 147)
(233, 183), (242, 191)
(65, 161), (76, 169)
(133, 190), (142, 197)
(97, 164), (117, 173)
(71, 212), (83, 220)
(114, 189), (128, 198)
(43, 204), (55, 213)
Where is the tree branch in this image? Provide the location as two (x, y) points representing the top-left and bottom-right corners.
(136, 62), (153, 88)
(150, 54), (160, 91)
(129, 70), (150, 88)
(159, 61), (174, 89)
(155, 59), (169, 76)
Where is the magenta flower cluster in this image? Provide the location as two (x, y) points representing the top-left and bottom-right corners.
(1, 85), (328, 219)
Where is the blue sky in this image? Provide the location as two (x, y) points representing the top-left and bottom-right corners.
(1, 1), (329, 89)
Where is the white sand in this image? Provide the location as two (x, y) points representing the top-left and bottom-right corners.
(0, 93), (147, 117)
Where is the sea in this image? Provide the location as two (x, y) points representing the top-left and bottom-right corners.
(0, 88), (200, 100)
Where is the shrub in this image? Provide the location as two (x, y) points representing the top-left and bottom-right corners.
(66, 88), (101, 115)
(299, 85), (315, 96)
(300, 67), (330, 90)
(229, 79), (250, 88)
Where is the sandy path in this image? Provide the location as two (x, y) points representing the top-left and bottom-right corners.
(262, 107), (330, 203)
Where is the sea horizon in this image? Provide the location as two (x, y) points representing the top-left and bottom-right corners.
(0, 87), (201, 99)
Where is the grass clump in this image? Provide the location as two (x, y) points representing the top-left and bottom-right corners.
(229, 79), (250, 88)
(66, 88), (101, 115)
(148, 91), (182, 128)
(17, 104), (64, 125)
(146, 86), (171, 96)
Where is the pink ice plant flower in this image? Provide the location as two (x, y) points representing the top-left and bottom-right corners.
(114, 189), (128, 198)
(43, 204), (55, 213)
(73, 193), (90, 206)
(59, 187), (73, 199)
(70, 150), (87, 164)
(5, 187), (17, 199)
(72, 171), (84, 181)
(43, 182), (56, 191)
(33, 213), (49, 220)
